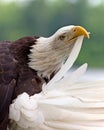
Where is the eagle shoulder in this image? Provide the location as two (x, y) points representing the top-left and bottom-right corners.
(10, 36), (44, 98)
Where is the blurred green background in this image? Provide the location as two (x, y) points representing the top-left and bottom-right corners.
(0, 0), (104, 68)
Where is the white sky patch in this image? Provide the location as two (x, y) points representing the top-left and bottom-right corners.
(88, 0), (102, 6)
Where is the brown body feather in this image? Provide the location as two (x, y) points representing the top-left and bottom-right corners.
(0, 36), (45, 130)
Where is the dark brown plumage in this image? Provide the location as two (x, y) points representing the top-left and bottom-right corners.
(0, 36), (45, 130)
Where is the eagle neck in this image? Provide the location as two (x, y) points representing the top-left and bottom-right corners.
(28, 37), (72, 79)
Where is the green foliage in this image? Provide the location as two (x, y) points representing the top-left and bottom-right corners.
(0, 0), (104, 68)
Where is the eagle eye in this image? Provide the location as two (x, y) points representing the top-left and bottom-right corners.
(59, 35), (66, 40)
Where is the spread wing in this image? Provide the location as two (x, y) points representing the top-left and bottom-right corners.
(0, 42), (17, 129)
(9, 64), (104, 130)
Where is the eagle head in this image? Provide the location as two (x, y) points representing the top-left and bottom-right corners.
(53, 25), (89, 43)
(29, 25), (89, 80)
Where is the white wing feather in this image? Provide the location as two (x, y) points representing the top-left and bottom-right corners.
(9, 36), (104, 130)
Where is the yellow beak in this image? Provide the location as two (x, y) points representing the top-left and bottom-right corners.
(73, 26), (90, 39)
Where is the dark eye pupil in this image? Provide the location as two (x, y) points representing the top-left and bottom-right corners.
(59, 35), (65, 40)
(73, 29), (77, 32)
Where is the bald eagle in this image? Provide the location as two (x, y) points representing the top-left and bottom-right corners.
(0, 25), (89, 130)
(9, 36), (104, 130)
